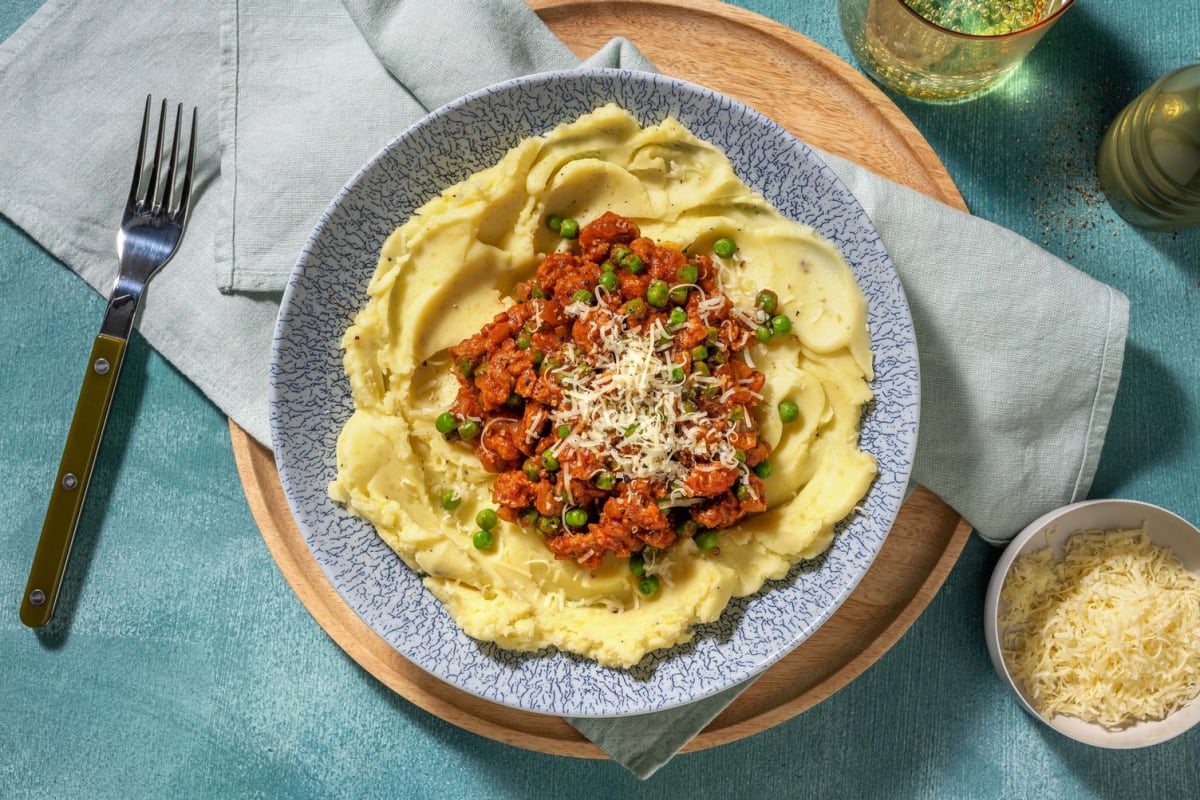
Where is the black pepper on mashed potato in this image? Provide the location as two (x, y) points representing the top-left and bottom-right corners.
(328, 104), (877, 668)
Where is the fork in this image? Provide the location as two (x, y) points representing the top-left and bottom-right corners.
(20, 97), (197, 628)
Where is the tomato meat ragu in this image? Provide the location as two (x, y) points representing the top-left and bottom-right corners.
(443, 211), (784, 570)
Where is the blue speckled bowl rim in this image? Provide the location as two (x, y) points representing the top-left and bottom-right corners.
(269, 69), (920, 718)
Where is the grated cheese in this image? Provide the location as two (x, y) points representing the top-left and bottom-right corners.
(643, 548), (675, 587)
(999, 526), (1200, 728)
(551, 303), (749, 485)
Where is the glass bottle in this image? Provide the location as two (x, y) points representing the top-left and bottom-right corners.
(1097, 64), (1200, 232)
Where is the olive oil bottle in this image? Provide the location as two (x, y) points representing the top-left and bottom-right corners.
(1098, 65), (1200, 231)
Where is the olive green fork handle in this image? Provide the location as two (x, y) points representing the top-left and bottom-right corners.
(21, 334), (127, 628)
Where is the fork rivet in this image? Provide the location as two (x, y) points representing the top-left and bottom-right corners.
(62, 473), (79, 491)
(29, 589), (46, 607)
(94, 358), (110, 375)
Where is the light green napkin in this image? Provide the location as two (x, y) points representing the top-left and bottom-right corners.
(0, 0), (1127, 780)
(218, 0), (650, 292)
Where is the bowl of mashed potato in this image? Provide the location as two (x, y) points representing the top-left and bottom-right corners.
(270, 69), (918, 717)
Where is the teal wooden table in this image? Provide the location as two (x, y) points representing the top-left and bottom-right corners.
(2, 1), (1198, 797)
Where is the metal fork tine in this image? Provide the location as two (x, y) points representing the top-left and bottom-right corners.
(175, 107), (197, 222)
(127, 95), (151, 210)
(145, 99), (167, 210)
(162, 103), (183, 213)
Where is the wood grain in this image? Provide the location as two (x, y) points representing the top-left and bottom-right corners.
(230, 0), (973, 759)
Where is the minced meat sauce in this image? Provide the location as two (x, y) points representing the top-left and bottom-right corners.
(444, 212), (773, 569)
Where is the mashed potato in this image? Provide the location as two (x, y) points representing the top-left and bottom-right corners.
(328, 104), (877, 667)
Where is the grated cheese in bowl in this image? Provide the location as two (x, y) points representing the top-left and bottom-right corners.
(998, 526), (1200, 729)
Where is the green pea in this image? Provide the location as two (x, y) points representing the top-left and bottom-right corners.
(779, 400), (800, 423)
(458, 419), (480, 439)
(610, 244), (632, 263)
(702, 385), (720, 398)
(435, 412), (457, 435)
(515, 333), (532, 350)
(476, 508), (499, 530)
(669, 286), (689, 304)
(439, 488), (462, 511)
(690, 345), (708, 361)
(541, 451), (560, 471)
(753, 460), (773, 479)
(629, 553), (646, 577)
(531, 349), (544, 369)
(735, 449), (747, 463)
(692, 361), (711, 377)
(770, 314), (792, 335)
(675, 264), (699, 284)
(559, 218), (580, 239)
(537, 515), (559, 535)
(682, 399), (697, 414)
(523, 458), (541, 481)
(670, 366), (685, 382)
(736, 483), (750, 501)
(711, 349), (729, 365)
(595, 471), (616, 490)
(677, 519), (698, 538)
(565, 508), (588, 528)
(646, 279), (669, 308)
(668, 307), (688, 327)
(755, 289), (779, 315)
(472, 529), (494, 550)
(540, 355), (562, 375)
(713, 237), (737, 258)
(624, 298), (647, 320)
(520, 508), (539, 527)
(598, 270), (619, 292)
(638, 575), (660, 596)
(572, 289), (594, 305)
(504, 393), (524, 410)
(729, 407), (744, 423)
(455, 358), (475, 378)
(754, 325), (772, 343)
(546, 214), (563, 233)
(621, 253), (644, 274)
(706, 326), (720, 346)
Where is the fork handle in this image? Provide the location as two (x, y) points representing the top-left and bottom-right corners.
(21, 334), (127, 628)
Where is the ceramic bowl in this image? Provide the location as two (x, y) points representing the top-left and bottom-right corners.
(270, 69), (919, 716)
(984, 499), (1200, 747)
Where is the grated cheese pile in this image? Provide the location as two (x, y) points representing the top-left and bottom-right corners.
(547, 296), (761, 508)
(999, 526), (1200, 728)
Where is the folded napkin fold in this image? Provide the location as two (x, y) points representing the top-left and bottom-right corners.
(0, 0), (1127, 780)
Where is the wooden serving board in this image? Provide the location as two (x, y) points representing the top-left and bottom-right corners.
(230, 0), (973, 758)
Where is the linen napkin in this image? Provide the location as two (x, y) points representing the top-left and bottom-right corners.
(218, 0), (651, 292)
(0, 0), (1127, 780)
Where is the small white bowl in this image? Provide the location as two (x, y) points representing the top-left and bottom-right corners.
(984, 499), (1200, 748)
